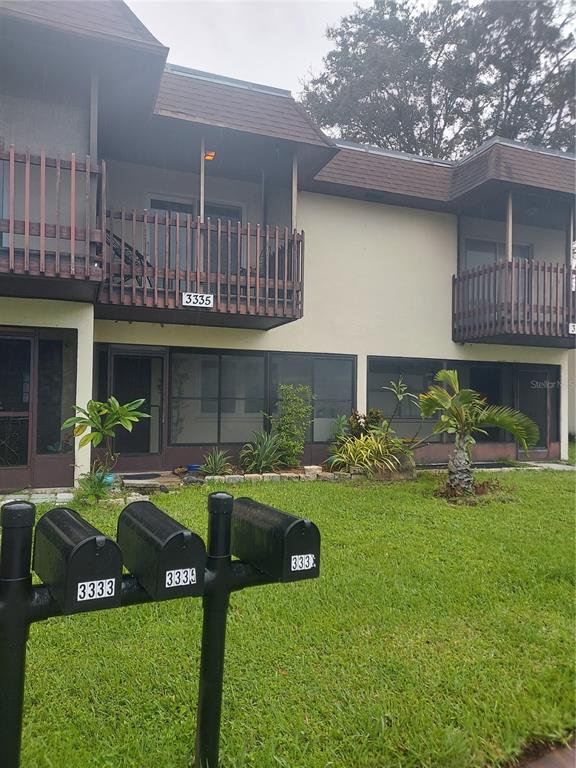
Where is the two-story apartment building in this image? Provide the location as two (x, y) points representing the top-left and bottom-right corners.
(0, 0), (574, 491)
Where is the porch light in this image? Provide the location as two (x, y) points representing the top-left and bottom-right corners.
(204, 150), (216, 161)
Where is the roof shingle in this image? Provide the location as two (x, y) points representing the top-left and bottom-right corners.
(0, 0), (166, 52)
(155, 68), (333, 148)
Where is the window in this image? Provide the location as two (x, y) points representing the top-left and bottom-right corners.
(170, 351), (265, 444)
(270, 353), (355, 443)
(367, 357), (441, 441)
(465, 238), (532, 269)
(36, 329), (77, 454)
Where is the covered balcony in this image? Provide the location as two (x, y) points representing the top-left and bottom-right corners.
(0, 146), (105, 302)
(0, 138), (305, 328)
(452, 187), (575, 348)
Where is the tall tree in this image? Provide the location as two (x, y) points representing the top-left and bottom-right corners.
(302, 0), (575, 159)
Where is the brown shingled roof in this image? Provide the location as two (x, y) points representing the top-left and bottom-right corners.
(312, 145), (452, 201)
(155, 67), (334, 149)
(0, 0), (167, 53)
(310, 138), (575, 204)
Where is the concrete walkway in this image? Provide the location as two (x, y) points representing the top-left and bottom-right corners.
(524, 743), (575, 767)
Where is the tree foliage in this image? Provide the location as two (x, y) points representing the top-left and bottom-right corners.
(302, 0), (575, 158)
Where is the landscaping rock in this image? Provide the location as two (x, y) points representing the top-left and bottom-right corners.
(261, 473), (281, 481)
(56, 492), (74, 503)
(282, 473), (301, 481)
(182, 474), (205, 485)
(317, 472), (336, 481)
(224, 475), (244, 483)
(126, 494), (149, 503)
(243, 474), (262, 481)
(303, 465), (322, 476)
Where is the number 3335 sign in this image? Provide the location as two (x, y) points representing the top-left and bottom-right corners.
(182, 293), (214, 308)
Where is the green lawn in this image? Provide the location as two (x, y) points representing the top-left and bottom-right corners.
(21, 472), (575, 768)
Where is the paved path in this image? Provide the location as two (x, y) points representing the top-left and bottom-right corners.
(525, 744), (575, 767)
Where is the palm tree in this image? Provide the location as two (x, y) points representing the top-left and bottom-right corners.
(419, 370), (539, 494)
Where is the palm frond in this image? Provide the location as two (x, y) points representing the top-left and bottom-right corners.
(477, 405), (539, 452)
(433, 369), (460, 394)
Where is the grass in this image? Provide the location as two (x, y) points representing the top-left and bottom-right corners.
(569, 441), (575, 466)
(20, 471), (575, 768)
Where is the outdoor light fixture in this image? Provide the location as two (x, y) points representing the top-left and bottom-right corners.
(204, 150), (216, 161)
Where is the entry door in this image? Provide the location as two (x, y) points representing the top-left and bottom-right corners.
(516, 368), (551, 456)
(0, 336), (33, 489)
(111, 351), (166, 471)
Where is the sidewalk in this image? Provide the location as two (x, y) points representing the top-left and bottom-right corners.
(524, 743), (575, 767)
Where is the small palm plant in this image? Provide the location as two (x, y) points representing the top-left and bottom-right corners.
(419, 370), (539, 494)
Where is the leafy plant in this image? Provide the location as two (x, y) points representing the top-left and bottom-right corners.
(419, 369), (539, 494)
(201, 448), (234, 476)
(327, 432), (402, 476)
(62, 396), (150, 473)
(270, 384), (314, 468)
(348, 408), (385, 437)
(73, 467), (111, 505)
(239, 431), (284, 474)
(330, 414), (350, 446)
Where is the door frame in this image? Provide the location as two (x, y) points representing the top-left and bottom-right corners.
(108, 345), (169, 474)
(0, 329), (35, 489)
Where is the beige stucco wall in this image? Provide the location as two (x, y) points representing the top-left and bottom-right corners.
(94, 191), (571, 457)
(0, 298), (94, 481)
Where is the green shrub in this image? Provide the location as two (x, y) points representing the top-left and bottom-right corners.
(327, 433), (402, 476)
(270, 384), (314, 468)
(348, 408), (385, 437)
(74, 469), (111, 505)
(240, 431), (284, 473)
(201, 448), (233, 476)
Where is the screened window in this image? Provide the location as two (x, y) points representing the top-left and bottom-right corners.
(170, 352), (265, 444)
(36, 329), (76, 454)
(367, 358), (441, 441)
(270, 354), (354, 443)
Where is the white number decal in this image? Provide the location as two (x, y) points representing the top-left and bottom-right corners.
(165, 568), (196, 588)
(77, 579), (115, 602)
(182, 292), (214, 308)
(290, 554), (316, 572)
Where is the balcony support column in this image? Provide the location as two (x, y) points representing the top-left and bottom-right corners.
(505, 191), (513, 262)
(291, 153), (298, 231)
(199, 137), (205, 223)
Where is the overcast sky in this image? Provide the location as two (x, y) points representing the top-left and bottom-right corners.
(127, 0), (371, 96)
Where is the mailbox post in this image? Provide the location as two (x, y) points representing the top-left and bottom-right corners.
(0, 501), (36, 768)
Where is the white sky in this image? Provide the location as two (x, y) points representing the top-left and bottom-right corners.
(127, 0), (372, 96)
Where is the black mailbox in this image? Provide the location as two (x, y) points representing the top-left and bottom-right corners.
(231, 498), (320, 582)
(33, 508), (123, 614)
(117, 501), (206, 600)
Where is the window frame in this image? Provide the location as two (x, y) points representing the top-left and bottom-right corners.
(167, 347), (356, 446)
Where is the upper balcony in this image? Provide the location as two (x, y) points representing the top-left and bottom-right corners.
(0, 146), (105, 302)
(452, 188), (575, 348)
(0, 145), (304, 329)
(453, 260), (575, 348)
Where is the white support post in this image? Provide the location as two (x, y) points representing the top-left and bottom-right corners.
(199, 137), (205, 223)
(291, 153), (298, 231)
(506, 191), (513, 262)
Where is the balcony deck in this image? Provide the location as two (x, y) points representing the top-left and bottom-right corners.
(96, 211), (304, 329)
(0, 147), (304, 328)
(453, 260), (576, 348)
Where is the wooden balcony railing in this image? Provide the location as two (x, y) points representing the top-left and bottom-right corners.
(0, 146), (105, 280)
(98, 210), (304, 322)
(453, 260), (576, 345)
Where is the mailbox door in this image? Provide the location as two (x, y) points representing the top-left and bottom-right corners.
(283, 521), (320, 582)
(65, 538), (123, 614)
